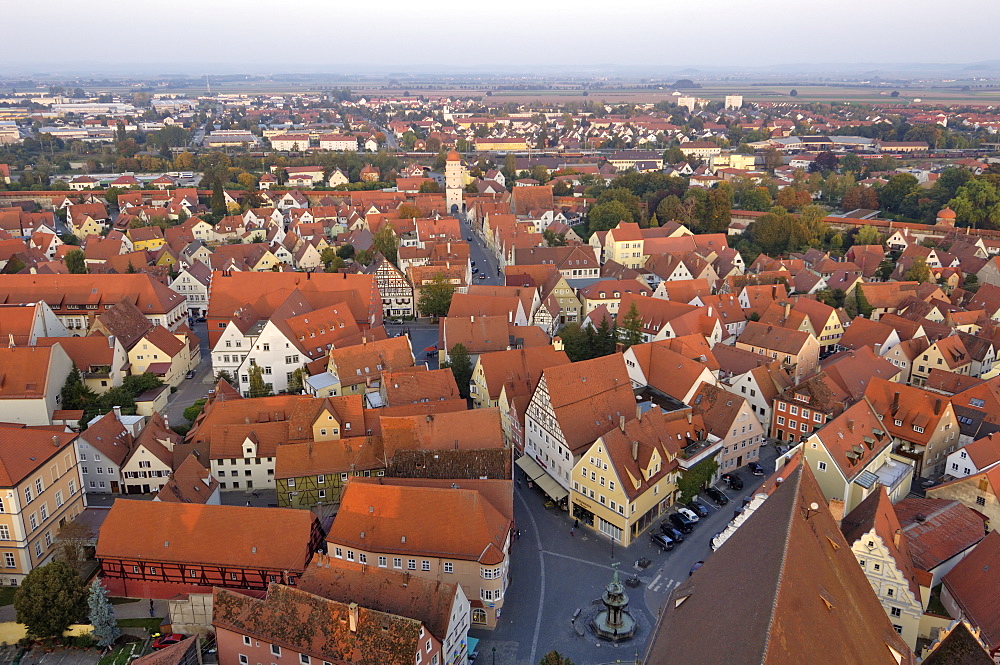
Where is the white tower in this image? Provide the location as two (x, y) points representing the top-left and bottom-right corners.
(445, 150), (463, 214)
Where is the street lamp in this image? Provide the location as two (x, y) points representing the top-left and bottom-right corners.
(492, 646), (496, 665)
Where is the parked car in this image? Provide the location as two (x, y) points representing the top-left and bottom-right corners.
(687, 500), (710, 517)
(659, 524), (686, 543)
(478, 274), (487, 280)
(152, 634), (185, 650)
(689, 561), (704, 576)
(185, 370), (196, 379)
(676, 507), (700, 523)
(650, 532), (674, 551)
(721, 473), (744, 491)
(748, 462), (765, 476)
(704, 486), (729, 506)
(467, 236), (473, 241)
(668, 512), (695, 533)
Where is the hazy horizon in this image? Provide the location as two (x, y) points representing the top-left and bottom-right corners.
(4, 0), (999, 77)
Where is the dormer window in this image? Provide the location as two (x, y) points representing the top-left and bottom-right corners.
(894, 419), (902, 426)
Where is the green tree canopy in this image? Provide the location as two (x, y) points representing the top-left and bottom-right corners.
(854, 225), (884, 246)
(65, 249), (87, 274)
(444, 344), (472, 399)
(587, 200), (632, 234)
(904, 257), (932, 283)
(14, 561), (88, 638)
(948, 178), (1000, 230)
(247, 364), (272, 398)
(619, 302), (643, 349)
(87, 579), (120, 648)
(417, 272), (456, 318)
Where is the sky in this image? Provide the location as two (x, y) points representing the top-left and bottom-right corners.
(4, 0), (999, 75)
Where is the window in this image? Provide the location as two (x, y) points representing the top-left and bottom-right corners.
(789, 406), (798, 416)
(393, 558), (402, 569)
(444, 562), (453, 573)
(39, 504), (47, 520)
(818, 461), (827, 471)
(378, 556), (387, 568)
(28, 514), (37, 531)
(886, 587), (894, 597)
(271, 645), (282, 657)
(0, 526), (7, 540)
(408, 559), (416, 570)
(347, 551), (355, 561)
(359, 553), (367, 564)
(3, 553), (13, 568)
(230, 572), (237, 580)
(778, 402), (786, 412)
(23, 487), (31, 503)
(34, 542), (42, 558)
(472, 608), (487, 624)
(334, 547), (343, 559)
(239, 655), (249, 665)
(421, 560), (430, 571)
(777, 416), (785, 426)
(873, 563), (881, 572)
(299, 655), (310, 665)
(317, 474), (325, 484)
(977, 496), (986, 506)
(243, 636), (251, 646)
(35, 479), (43, 495)
(890, 607), (901, 617)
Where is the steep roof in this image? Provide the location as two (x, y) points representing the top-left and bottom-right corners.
(379, 409), (504, 455)
(297, 564), (459, 644)
(96, 500), (319, 571)
(213, 585), (422, 665)
(813, 399), (892, 481)
(642, 466), (914, 665)
(328, 336), (414, 389)
(327, 478), (511, 563)
(154, 454), (220, 504)
(737, 320), (814, 355)
(893, 497), (986, 573)
(840, 487), (922, 598)
(920, 621), (995, 665)
(476, 346), (570, 402)
(540, 353), (636, 452)
(0, 425), (76, 486)
(0, 345), (58, 400)
(78, 412), (133, 466)
(943, 530), (1000, 648)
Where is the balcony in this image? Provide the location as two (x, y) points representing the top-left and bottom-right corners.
(679, 434), (723, 469)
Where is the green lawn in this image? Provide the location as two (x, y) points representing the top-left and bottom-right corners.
(116, 618), (164, 632)
(0, 586), (16, 606)
(109, 597), (139, 606)
(927, 584), (952, 618)
(98, 642), (143, 665)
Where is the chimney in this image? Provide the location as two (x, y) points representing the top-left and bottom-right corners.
(348, 602), (359, 632)
(631, 440), (638, 461)
(893, 529), (902, 548)
(892, 392), (900, 413)
(7, 334), (13, 348)
(113, 405), (122, 420)
(784, 302), (790, 319)
(619, 415), (625, 432)
(245, 416), (250, 425)
(934, 398), (941, 416)
(846, 419), (854, 433)
(163, 414), (169, 429)
(52, 435), (60, 447)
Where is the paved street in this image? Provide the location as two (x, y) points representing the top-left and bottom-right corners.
(471, 445), (779, 665)
(163, 320), (214, 426)
(461, 210), (504, 286)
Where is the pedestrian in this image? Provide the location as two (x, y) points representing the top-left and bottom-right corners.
(570, 528), (574, 537)
(574, 518), (579, 529)
(516, 478), (521, 487)
(149, 600), (154, 618)
(246, 500), (251, 506)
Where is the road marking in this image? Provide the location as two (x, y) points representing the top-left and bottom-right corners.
(515, 487), (545, 665)
(647, 574), (661, 590)
(542, 550), (621, 573)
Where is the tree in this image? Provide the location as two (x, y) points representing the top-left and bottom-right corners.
(211, 179), (227, 219)
(948, 178), (1000, 230)
(287, 367), (306, 393)
(840, 153), (864, 175)
(417, 272), (455, 318)
(14, 561), (88, 638)
(61, 364), (98, 413)
(4, 256), (25, 274)
(855, 285), (873, 319)
(619, 302), (643, 349)
(397, 203), (422, 219)
(183, 398), (208, 423)
(87, 579), (120, 648)
(905, 257), (932, 283)
(320, 248), (345, 272)
(372, 224), (399, 264)
(854, 225), (884, 246)
(247, 364), (272, 398)
(418, 180), (440, 193)
(542, 229), (567, 247)
(677, 458), (719, 503)
(444, 344), (472, 398)
(878, 173), (919, 214)
(539, 652), (574, 665)
(763, 146), (783, 172)
(813, 151), (839, 173)
(587, 200), (631, 234)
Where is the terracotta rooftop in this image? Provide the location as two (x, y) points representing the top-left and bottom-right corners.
(0, 424), (76, 486)
(893, 497), (987, 573)
(642, 465), (913, 665)
(943, 530), (1000, 649)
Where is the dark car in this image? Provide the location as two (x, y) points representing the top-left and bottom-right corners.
(152, 634), (185, 650)
(668, 512), (695, 533)
(689, 561), (704, 576)
(704, 486), (729, 506)
(650, 532), (674, 551)
(659, 524), (686, 543)
(467, 236), (473, 241)
(721, 473), (744, 491)
(748, 462), (765, 476)
(687, 500), (710, 517)
(185, 370), (196, 379)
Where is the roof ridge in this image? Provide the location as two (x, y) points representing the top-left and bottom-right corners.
(758, 467), (802, 665)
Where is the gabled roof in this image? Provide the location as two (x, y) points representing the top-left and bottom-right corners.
(642, 465), (913, 665)
(327, 478), (512, 563)
(213, 585), (422, 664)
(0, 424), (76, 486)
(841, 487), (922, 598)
(297, 564), (459, 644)
(893, 497), (987, 573)
(475, 346), (570, 402)
(0, 345), (59, 400)
(154, 454), (220, 504)
(79, 412), (133, 466)
(813, 399), (893, 481)
(737, 320), (814, 355)
(943, 530), (1000, 648)
(920, 621), (995, 665)
(96, 501), (320, 570)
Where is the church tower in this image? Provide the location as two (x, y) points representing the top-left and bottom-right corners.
(445, 150), (463, 214)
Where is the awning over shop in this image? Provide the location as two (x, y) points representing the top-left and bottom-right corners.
(516, 456), (568, 502)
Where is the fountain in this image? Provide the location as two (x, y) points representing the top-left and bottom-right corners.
(590, 563), (637, 642)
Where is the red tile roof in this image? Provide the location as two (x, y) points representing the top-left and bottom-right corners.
(943, 530), (1000, 648)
